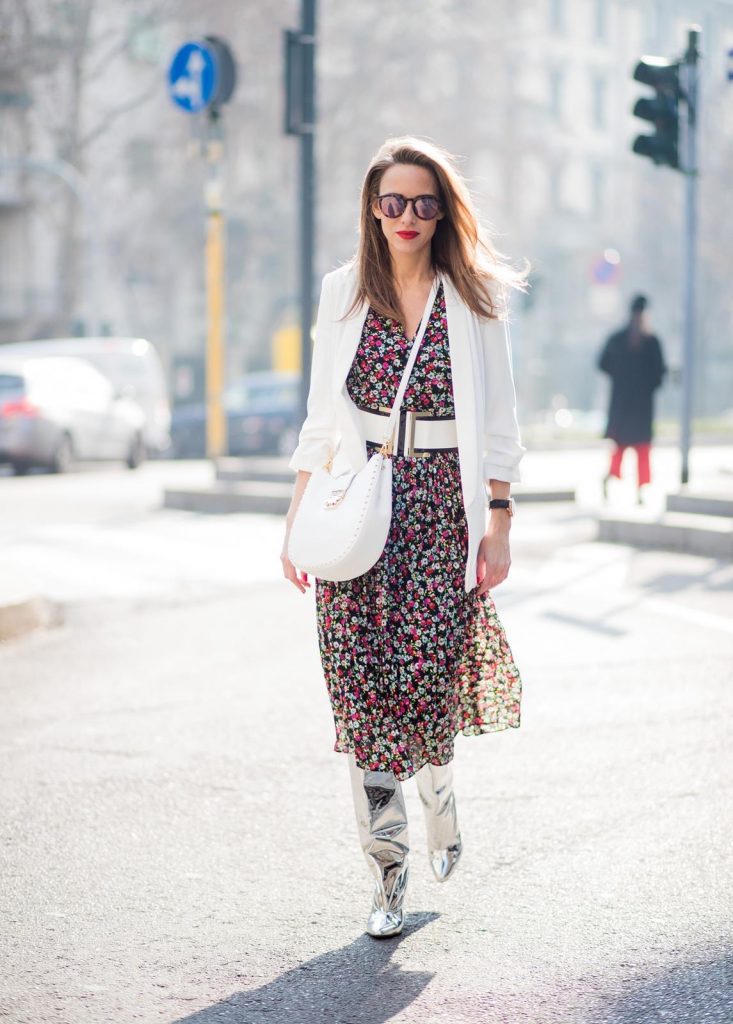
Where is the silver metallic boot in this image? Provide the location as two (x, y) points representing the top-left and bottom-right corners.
(416, 760), (463, 882)
(347, 753), (410, 938)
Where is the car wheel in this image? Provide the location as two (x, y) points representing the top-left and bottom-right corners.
(49, 434), (73, 474)
(126, 433), (146, 470)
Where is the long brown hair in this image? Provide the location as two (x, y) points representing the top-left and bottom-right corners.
(345, 136), (529, 323)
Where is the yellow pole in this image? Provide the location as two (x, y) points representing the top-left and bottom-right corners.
(205, 132), (226, 462)
(205, 206), (225, 459)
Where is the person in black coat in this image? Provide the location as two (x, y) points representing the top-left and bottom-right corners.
(598, 294), (667, 502)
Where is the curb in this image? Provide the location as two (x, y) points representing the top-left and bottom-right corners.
(164, 482), (290, 516)
(163, 482), (576, 516)
(666, 493), (733, 518)
(0, 594), (53, 643)
(597, 512), (733, 559)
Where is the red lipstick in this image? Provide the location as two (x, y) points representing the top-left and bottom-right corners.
(396, 231), (419, 239)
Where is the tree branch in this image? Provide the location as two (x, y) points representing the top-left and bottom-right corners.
(78, 78), (159, 151)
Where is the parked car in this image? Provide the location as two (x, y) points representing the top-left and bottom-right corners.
(0, 355), (146, 475)
(0, 337), (171, 455)
(171, 371), (300, 458)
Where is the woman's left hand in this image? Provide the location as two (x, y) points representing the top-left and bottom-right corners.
(476, 523), (511, 596)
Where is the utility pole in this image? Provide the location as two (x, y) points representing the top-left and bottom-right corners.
(631, 26), (701, 487)
(679, 27), (700, 486)
(284, 0), (317, 426)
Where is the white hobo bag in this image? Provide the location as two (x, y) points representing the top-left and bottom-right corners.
(287, 279), (439, 583)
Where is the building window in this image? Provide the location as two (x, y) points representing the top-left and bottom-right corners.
(550, 0), (564, 33)
(592, 74), (606, 130)
(590, 164), (605, 216)
(594, 0), (607, 42)
(548, 66), (564, 121)
(645, 2), (662, 49)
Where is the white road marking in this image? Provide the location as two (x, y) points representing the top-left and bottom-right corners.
(640, 596), (733, 637)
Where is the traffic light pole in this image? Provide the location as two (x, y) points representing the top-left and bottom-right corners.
(284, 3), (318, 426)
(680, 28), (700, 486)
(298, 1), (316, 428)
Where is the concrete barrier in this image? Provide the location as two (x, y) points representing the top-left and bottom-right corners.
(665, 493), (733, 518)
(598, 511), (733, 559)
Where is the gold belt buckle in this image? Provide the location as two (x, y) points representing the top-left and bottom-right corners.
(376, 406), (430, 457)
(405, 409), (431, 458)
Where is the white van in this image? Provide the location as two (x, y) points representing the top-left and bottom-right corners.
(0, 337), (171, 455)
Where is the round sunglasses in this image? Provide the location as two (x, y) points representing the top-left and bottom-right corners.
(376, 193), (443, 221)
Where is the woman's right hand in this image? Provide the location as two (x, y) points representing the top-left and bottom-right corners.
(282, 469), (313, 593)
(281, 528), (311, 594)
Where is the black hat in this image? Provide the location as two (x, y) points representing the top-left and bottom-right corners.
(630, 294), (648, 314)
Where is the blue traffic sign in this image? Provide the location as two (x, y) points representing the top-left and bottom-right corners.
(168, 42), (217, 113)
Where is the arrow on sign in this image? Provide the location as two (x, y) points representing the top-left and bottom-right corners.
(167, 42), (216, 113)
(171, 51), (205, 108)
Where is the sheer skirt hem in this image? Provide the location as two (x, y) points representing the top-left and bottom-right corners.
(333, 714), (521, 782)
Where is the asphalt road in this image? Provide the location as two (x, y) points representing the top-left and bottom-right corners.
(0, 461), (731, 1024)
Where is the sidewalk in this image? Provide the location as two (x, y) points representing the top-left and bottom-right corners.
(2, 445), (731, 642)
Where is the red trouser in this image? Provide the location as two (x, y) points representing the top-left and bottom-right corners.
(609, 443), (651, 487)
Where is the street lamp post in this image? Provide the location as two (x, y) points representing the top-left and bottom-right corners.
(284, 0), (317, 427)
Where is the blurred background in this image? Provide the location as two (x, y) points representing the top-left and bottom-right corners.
(1, 0), (732, 451)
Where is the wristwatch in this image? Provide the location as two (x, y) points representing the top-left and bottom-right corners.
(488, 497), (514, 516)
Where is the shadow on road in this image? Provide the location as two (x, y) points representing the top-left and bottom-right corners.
(172, 911), (439, 1024)
(591, 951), (733, 1024)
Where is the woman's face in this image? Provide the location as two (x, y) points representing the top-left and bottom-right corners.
(371, 163), (444, 258)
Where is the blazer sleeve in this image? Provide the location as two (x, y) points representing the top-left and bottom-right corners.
(287, 272), (339, 473)
(481, 298), (526, 484)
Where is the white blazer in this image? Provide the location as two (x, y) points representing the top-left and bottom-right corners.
(288, 262), (525, 592)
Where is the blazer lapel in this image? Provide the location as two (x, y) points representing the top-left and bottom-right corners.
(331, 268), (369, 471)
(334, 301), (368, 390)
(443, 275), (478, 505)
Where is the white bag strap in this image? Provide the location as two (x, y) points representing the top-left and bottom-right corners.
(380, 275), (440, 449)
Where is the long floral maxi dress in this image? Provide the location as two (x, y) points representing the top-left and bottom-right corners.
(315, 282), (522, 782)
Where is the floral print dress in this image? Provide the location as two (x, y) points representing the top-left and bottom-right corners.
(315, 282), (522, 781)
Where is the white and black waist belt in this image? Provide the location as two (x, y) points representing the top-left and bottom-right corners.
(359, 406), (458, 458)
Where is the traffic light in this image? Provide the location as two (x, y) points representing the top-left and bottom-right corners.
(631, 57), (681, 169)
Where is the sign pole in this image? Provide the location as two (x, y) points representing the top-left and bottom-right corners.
(167, 37), (236, 464)
(680, 27), (700, 486)
(205, 117), (226, 460)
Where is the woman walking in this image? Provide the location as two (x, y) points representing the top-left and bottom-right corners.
(598, 294), (667, 503)
(281, 137), (525, 938)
